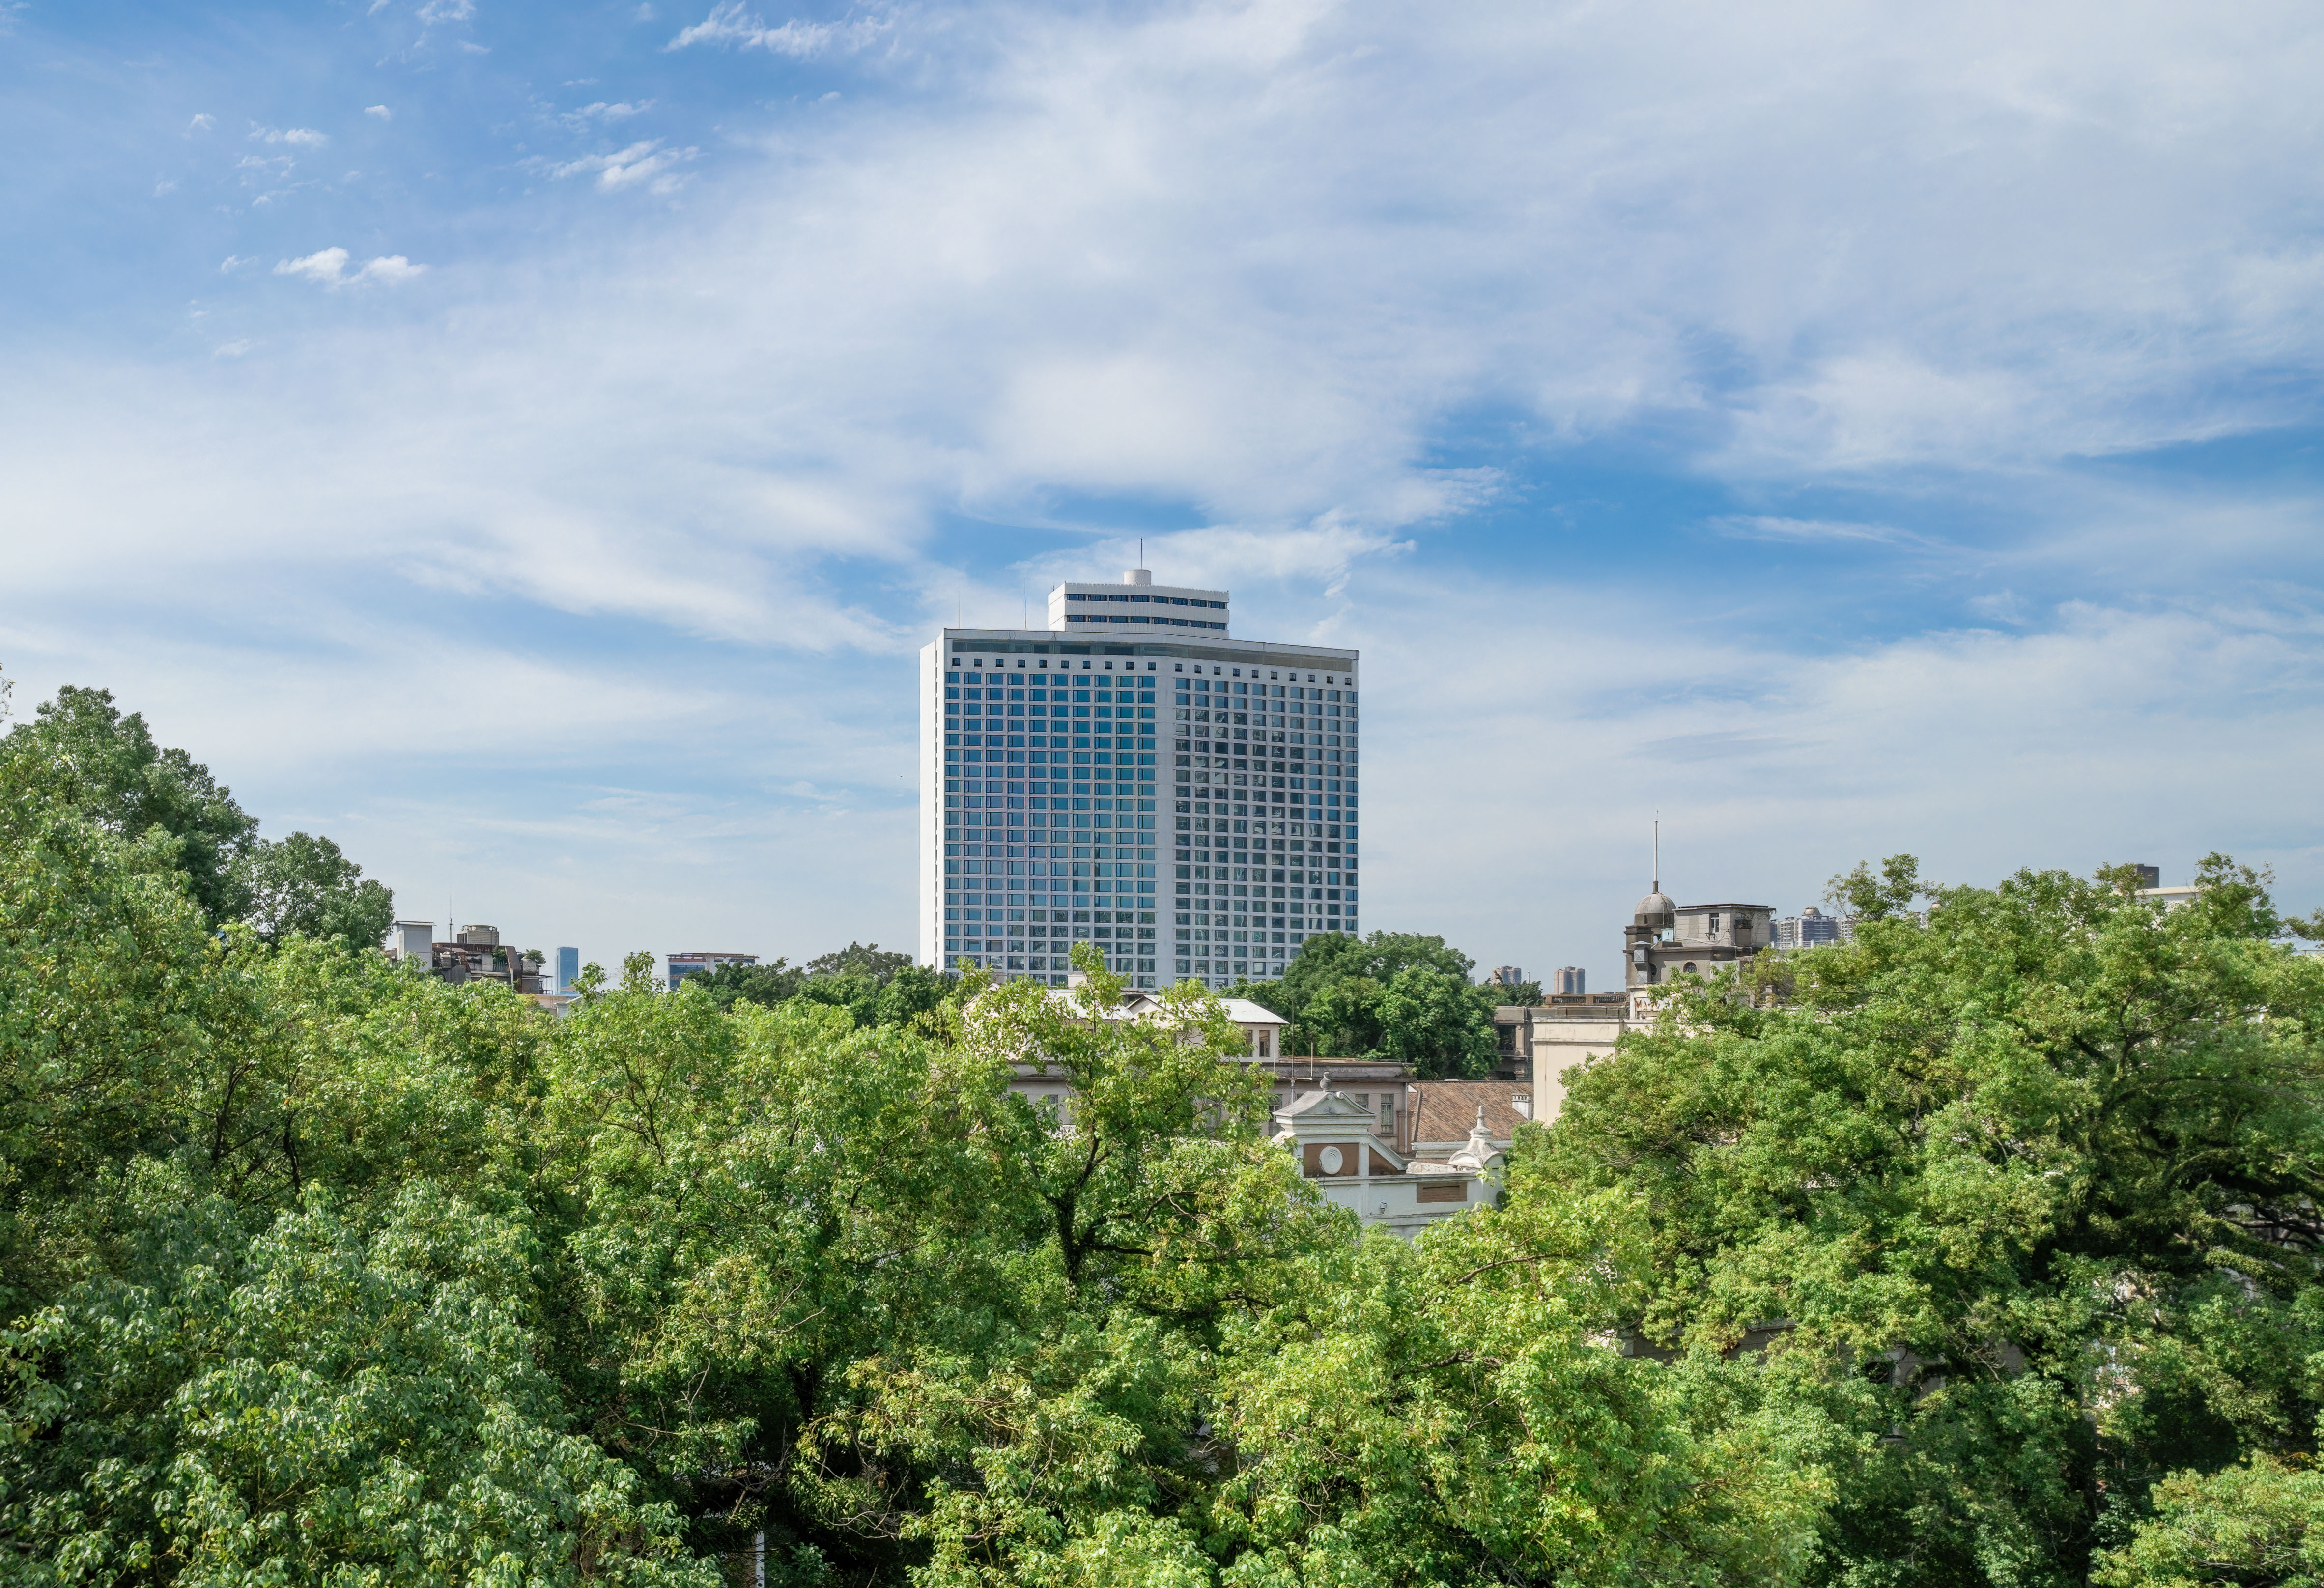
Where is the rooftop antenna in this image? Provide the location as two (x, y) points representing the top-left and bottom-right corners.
(1652, 817), (1660, 893)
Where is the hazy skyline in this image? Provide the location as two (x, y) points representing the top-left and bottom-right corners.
(5, 0), (2322, 985)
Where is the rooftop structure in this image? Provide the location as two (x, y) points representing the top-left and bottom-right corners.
(2134, 863), (2200, 910)
(923, 568), (1360, 992)
(387, 921), (548, 995)
(1622, 843), (1772, 989)
(1049, 569), (1231, 634)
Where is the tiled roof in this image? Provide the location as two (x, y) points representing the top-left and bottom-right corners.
(1409, 1080), (1532, 1148)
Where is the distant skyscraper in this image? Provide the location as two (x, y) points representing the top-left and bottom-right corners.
(556, 946), (579, 994)
(1770, 907), (1842, 951)
(922, 568), (1360, 991)
(1551, 966), (1586, 995)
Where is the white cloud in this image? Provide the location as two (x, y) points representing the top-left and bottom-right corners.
(218, 255), (256, 272)
(417, 0), (475, 21)
(561, 99), (654, 128)
(12, 0), (2324, 970)
(358, 255), (425, 283)
(250, 125), (329, 147)
(188, 113), (214, 132)
(365, 104), (393, 120)
(666, 1), (887, 57)
(212, 340), (252, 359)
(544, 138), (698, 192)
(272, 248), (427, 286)
(273, 247), (351, 284)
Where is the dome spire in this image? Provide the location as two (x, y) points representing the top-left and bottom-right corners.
(1634, 820), (1677, 928)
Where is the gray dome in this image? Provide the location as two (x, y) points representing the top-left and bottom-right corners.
(1634, 891), (1676, 925)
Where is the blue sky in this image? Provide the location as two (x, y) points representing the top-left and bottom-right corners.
(5, 0), (2324, 986)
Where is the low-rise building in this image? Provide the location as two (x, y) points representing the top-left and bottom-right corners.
(993, 987), (1504, 1233)
(1494, 994), (1636, 1122)
(1406, 1080), (1535, 1159)
(1272, 1080), (1500, 1238)
(389, 923), (549, 995)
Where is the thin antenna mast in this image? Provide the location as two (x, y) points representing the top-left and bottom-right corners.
(1652, 818), (1659, 892)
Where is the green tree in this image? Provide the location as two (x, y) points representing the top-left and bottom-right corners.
(2094, 1454), (2324, 1587)
(688, 955), (804, 1008)
(1270, 931), (1476, 1028)
(804, 941), (915, 981)
(685, 948), (953, 1028)
(0, 750), (236, 1315)
(1302, 973), (1386, 1059)
(0, 1177), (716, 1588)
(0, 685), (258, 921)
(1376, 964), (1500, 1078)
(1537, 852), (2324, 1587)
(235, 829), (396, 948)
(1208, 1190), (1832, 1587)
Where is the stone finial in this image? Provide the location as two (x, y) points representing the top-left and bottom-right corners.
(1450, 1104), (1496, 1173)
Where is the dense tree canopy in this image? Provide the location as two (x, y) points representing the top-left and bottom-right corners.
(1537, 853), (2324, 1587)
(0, 682), (393, 943)
(11, 678), (2324, 1587)
(687, 946), (953, 1030)
(235, 829), (397, 948)
(1221, 932), (1505, 1077)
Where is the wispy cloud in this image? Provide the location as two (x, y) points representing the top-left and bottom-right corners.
(9, 0), (2324, 975)
(364, 104), (393, 120)
(273, 248), (427, 286)
(543, 138), (697, 192)
(666, 2), (886, 57)
(1705, 515), (1936, 548)
(561, 99), (654, 127)
(187, 113), (214, 133)
(250, 124), (329, 147)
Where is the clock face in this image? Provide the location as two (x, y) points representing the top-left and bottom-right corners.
(1318, 1145), (1344, 1174)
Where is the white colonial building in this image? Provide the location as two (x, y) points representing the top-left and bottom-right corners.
(1271, 1079), (1501, 1238)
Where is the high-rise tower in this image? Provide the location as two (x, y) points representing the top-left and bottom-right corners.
(921, 569), (1360, 990)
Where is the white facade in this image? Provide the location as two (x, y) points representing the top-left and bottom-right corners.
(922, 569), (1361, 990)
(1273, 1085), (1498, 1238)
